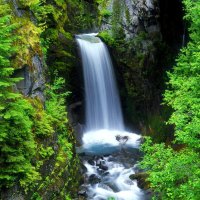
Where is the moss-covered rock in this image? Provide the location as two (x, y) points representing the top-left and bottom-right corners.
(129, 172), (150, 190)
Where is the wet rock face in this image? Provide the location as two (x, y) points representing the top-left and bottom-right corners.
(14, 55), (45, 102)
(88, 174), (101, 185)
(68, 101), (85, 145)
(123, 0), (160, 38)
(101, 0), (160, 39)
(9, 0), (46, 102)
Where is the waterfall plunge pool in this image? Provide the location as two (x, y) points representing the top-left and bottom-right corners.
(77, 129), (141, 155)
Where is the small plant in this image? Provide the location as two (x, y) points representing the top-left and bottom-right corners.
(107, 197), (115, 200)
(100, 9), (112, 18)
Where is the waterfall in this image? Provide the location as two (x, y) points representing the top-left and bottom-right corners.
(76, 34), (148, 200)
(76, 33), (124, 131)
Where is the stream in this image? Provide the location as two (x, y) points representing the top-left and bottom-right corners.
(76, 34), (150, 200)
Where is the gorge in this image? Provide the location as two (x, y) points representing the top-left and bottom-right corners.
(0, 0), (199, 200)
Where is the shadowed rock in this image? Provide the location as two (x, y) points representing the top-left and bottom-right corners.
(129, 172), (150, 190)
(115, 135), (129, 144)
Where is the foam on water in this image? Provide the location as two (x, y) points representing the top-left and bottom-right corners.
(85, 156), (145, 200)
(82, 129), (141, 154)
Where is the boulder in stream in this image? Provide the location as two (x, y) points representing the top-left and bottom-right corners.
(88, 174), (101, 185)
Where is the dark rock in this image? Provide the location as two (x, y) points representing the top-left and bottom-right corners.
(14, 66), (32, 96)
(129, 172), (150, 190)
(115, 135), (129, 144)
(102, 171), (110, 176)
(94, 155), (103, 160)
(88, 159), (95, 166)
(79, 152), (86, 157)
(99, 162), (108, 171)
(98, 183), (113, 192)
(78, 189), (87, 196)
(68, 101), (85, 145)
(88, 174), (101, 185)
(80, 163), (87, 174)
(97, 168), (104, 175)
(14, 54), (45, 103)
(106, 183), (120, 193)
(108, 156), (117, 162)
(96, 160), (101, 166)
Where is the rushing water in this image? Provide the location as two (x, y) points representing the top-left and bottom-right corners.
(76, 34), (149, 200)
(76, 34), (124, 131)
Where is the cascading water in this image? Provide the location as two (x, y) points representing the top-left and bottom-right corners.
(76, 33), (124, 131)
(76, 34), (149, 200)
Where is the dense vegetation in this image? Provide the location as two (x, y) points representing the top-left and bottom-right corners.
(140, 0), (200, 199)
(0, 0), (91, 199)
(0, 3), (38, 188)
(1, 0), (200, 199)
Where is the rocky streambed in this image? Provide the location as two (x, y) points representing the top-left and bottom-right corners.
(76, 130), (151, 200)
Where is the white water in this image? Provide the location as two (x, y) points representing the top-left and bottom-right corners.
(82, 129), (141, 155)
(76, 34), (146, 200)
(85, 156), (145, 200)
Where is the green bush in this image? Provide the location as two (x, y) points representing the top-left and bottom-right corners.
(140, 1), (200, 199)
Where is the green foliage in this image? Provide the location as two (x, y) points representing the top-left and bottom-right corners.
(100, 9), (112, 18)
(45, 76), (70, 127)
(1, 0), (85, 197)
(34, 110), (54, 137)
(0, 5), (40, 188)
(65, 195), (72, 200)
(140, 138), (200, 200)
(140, 1), (200, 199)
(95, 0), (108, 5)
(0, 6), (75, 193)
(98, 30), (116, 46)
(29, 76), (76, 198)
(31, 192), (43, 200)
(107, 197), (115, 200)
(39, 146), (54, 159)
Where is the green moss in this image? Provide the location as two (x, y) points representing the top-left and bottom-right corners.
(39, 146), (54, 159)
(125, 6), (131, 25)
(100, 9), (112, 18)
(98, 30), (116, 46)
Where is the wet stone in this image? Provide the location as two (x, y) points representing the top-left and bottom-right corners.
(88, 174), (101, 185)
(97, 168), (104, 175)
(78, 189), (87, 196)
(102, 171), (110, 176)
(80, 163), (87, 174)
(96, 160), (101, 166)
(99, 162), (108, 171)
(88, 159), (95, 166)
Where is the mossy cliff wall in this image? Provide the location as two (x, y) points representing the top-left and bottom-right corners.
(1, 0), (98, 199)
